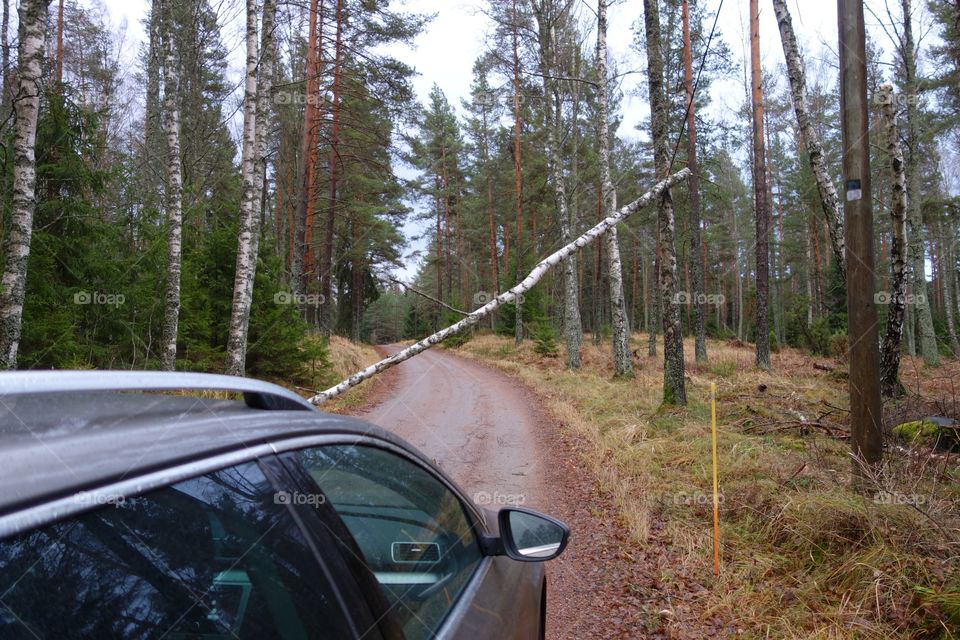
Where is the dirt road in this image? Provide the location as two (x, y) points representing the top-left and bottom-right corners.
(358, 346), (664, 639)
(364, 346), (549, 509)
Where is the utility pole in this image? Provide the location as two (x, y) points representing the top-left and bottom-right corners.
(838, 0), (883, 471)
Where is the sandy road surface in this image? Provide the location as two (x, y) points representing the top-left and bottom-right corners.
(363, 346), (549, 509)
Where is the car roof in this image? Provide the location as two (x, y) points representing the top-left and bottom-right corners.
(0, 371), (424, 521)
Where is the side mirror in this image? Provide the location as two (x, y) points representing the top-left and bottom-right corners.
(497, 507), (570, 562)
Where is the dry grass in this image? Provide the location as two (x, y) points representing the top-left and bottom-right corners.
(458, 332), (960, 638)
(286, 335), (385, 413)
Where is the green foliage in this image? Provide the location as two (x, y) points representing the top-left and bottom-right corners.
(532, 322), (559, 357)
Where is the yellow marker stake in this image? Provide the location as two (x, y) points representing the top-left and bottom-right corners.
(711, 382), (720, 576)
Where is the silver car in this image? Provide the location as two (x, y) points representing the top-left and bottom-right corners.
(0, 372), (569, 639)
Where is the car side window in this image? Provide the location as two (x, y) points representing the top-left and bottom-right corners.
(0, 462), (354, 640)
(292, 445), (483, 640)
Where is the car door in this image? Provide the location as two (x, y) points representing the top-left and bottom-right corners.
(0, 458), (378, 640)
(273, 441), (543, 640)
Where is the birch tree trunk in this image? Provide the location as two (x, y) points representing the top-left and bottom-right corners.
(0, 0), (50, 369)
(682, 0), (707, 364)
(226, 0), (276, 376)
(901, 0), (939, 366)
(597, 0), (632, 377)
(310, 169), (690, 405)
(879, 84), (909, 397)
(772, 0), (845, 278)
(750, 0), (771, 370)
(531, 2), (581, 369)
(643, 0), (686, 403)
(158, 0), (183, 371)
(1, 0), (8, 103)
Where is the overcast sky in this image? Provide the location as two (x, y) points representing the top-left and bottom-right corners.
(94, 0), (929, 278)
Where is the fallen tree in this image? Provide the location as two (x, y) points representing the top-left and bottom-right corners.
(309, 168), (691, 405)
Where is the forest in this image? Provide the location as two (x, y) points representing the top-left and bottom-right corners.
(0, 0), (959, 635)
(0, 0), (957, 404)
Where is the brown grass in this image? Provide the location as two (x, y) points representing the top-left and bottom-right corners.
(458, 332), (960, 638)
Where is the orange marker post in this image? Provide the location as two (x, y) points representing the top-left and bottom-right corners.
(711, 382), (720, 576)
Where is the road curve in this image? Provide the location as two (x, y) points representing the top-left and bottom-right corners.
(362, 345), (550, 510)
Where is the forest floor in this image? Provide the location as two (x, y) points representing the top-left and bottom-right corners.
(451, 332), (960, 639)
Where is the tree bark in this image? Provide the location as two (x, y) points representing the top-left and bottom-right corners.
(901, 0), (939, 366)
(772, 0), (845, 278)
(158, 0), (183, 371)
(683, 0), (707, 364)
(55, 0), (64, 84)
(643, 0), (686, 403)
(0, 0), (50, 368)
(320, 0), (344, 336)
(512, 0), (524, 346)
(750, 0), (771, 370)
(532, 1), (581, 368)
(310, 169), (690, 405)
(225, 0), (276, 376)
(294, 0), (322, 301)
(597, 0), (632, 377)
(878, 84), (909, 397)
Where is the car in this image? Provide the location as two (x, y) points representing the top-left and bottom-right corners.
(0, 371), (570, 640)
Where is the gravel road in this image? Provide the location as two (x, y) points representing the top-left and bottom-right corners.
(357, 345), (667, 639)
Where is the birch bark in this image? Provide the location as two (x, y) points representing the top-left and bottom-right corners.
(0, 0), (50, 368)
(226, 0), (276, 376)
(597, 0), (632, 377)
(159, 0), (183, 371)
(772, 0), (846, 277)
(310, 169), (690, 404)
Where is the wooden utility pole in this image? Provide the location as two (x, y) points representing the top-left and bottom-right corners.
(750, 0), (771, 370)
(838, 0), (883, 470)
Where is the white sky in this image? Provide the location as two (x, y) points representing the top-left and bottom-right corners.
(94, 0), (927, 279)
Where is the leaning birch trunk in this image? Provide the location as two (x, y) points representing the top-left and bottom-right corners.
(878, 84), (909, 398)
(597, 0), (632, 377)
(0, 0), (50, 368)
(534, 14), (582, 369)
(225, 0), (275, 376)
(772, 0), (845, 279)
(159, 0), (183, 371)
(643, 0), (686, 403)
(310, 169), (690, 404)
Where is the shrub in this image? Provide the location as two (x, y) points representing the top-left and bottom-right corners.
(532, 323), (559, 357)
